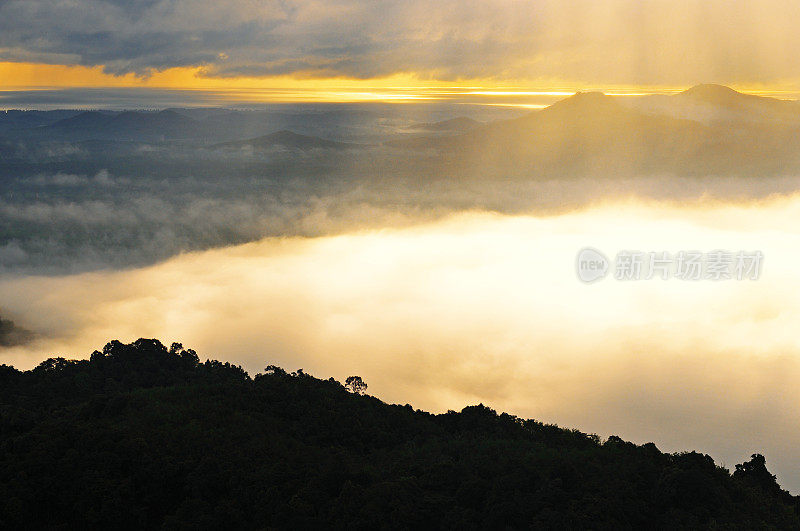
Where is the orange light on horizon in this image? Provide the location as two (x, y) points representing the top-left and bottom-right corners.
(2, 61), (800, 104)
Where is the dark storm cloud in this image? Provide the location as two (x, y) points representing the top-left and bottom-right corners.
(0, 0), (294, 75)
(2, 0), (799, 84)
(0, 0), (548, 79)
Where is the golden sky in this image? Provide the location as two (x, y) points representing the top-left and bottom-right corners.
(2, 61), (794, 106)
(2, 0), (800, 100)
(0, 62), (676, 92)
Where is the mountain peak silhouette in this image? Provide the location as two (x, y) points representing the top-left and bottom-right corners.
(683, 83), (740, 94)
(537, 90), (625, 121)
(679, 84), (752, 105)
(555, 91), (611, 105)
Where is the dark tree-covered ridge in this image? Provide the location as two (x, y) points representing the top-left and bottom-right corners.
(1, 338), (798, 529)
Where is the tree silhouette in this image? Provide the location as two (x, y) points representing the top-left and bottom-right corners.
(264, 364), (286, 376)
(734, 454), (781, 493)
(344, 375), (367, 394)
(1, 339), (798, 529)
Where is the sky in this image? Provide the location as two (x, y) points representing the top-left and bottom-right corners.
(2, 0), (800, 99)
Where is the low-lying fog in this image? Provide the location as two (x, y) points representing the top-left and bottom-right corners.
(3, 170), (800, 273)
(3, 193), (800, 489)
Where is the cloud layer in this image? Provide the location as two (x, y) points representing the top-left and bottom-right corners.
(3, 0), (800, 85)
(3, 196), (800, 489)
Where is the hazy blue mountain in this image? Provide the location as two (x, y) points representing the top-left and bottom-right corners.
(47, 109), (198, 141)
(0, 110), (81, 133)
(0, 105), (511, 145)
(49, 110), (117, 131)
(406, 116), (481, 132)
(212, 130), (356, 151)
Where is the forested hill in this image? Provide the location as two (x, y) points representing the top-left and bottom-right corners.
(1, 339), (798, 529)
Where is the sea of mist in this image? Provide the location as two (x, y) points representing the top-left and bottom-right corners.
(2, 193), (800, 490)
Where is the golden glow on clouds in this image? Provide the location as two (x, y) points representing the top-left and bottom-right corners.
(2, 195), (800, 487)
(0, 62), (464, 102)
(4, 61), (794, 104)
(0, 62), (560, 91)
(5, 1), (800, 95)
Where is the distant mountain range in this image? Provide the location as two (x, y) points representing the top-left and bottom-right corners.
(3, 84), (800, 178)
(392, 85), (800, 178)
(0, 106), (487, 144)
(404, 116), (481, 133)
(623, 83), (800, 125)
(48, 109), (198, 141)
(212, 130), (355, 151)
(0, 108), (384, 144)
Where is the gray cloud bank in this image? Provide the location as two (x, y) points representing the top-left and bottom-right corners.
(0, 313), (33, 346)
(3, 1), (800, 85)
(4, 165), (800, 274)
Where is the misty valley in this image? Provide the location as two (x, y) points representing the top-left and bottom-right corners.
(3, 84), (800, 274)
(4, 84), (800, 527)
(7, 0), (800, 527)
